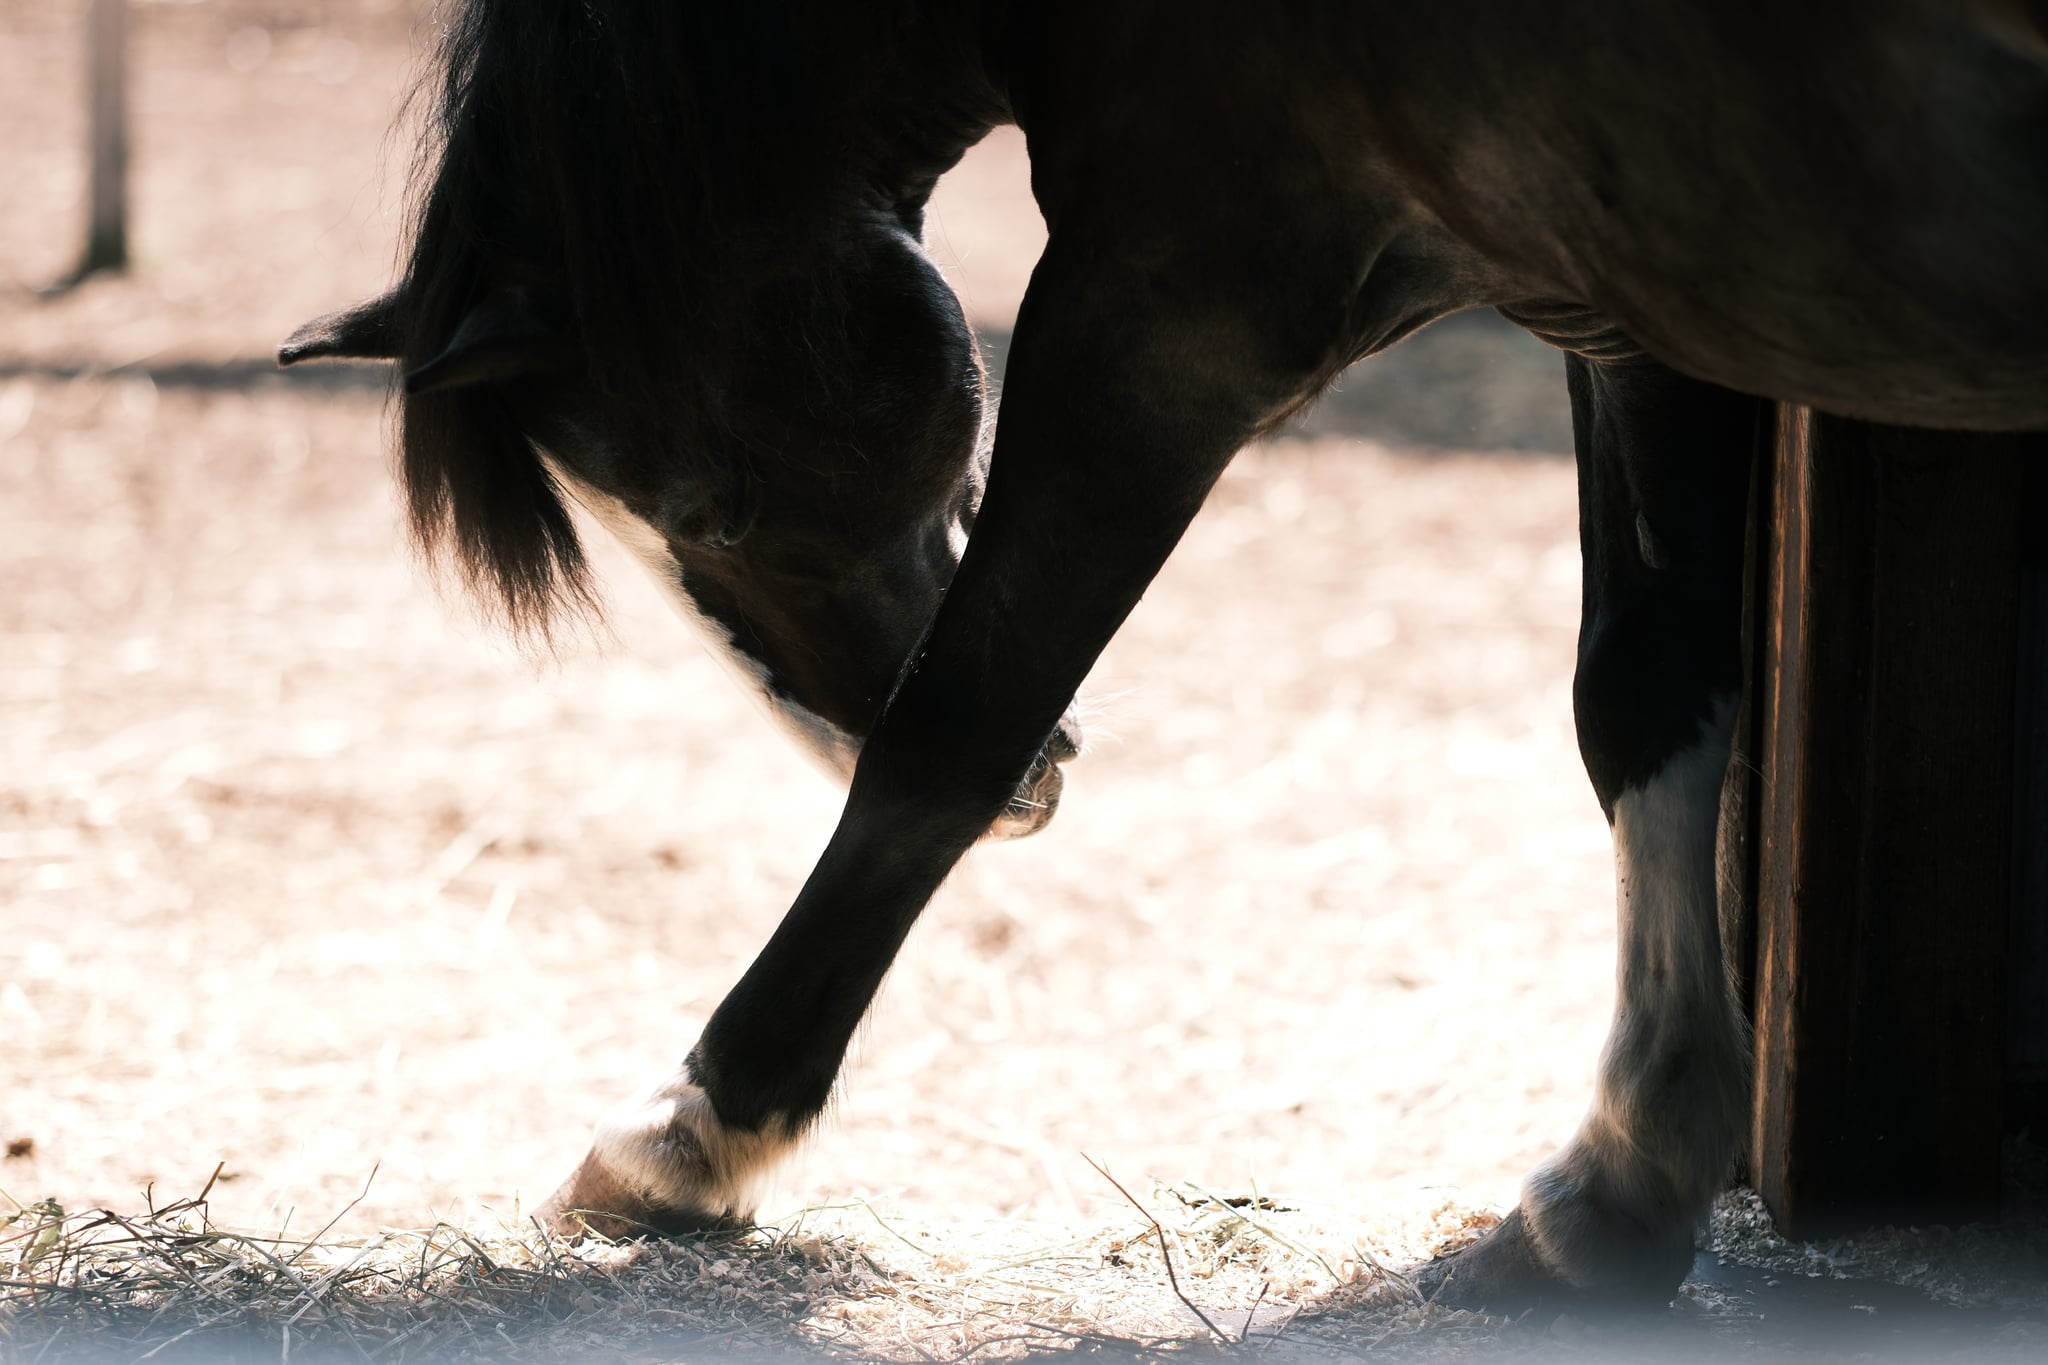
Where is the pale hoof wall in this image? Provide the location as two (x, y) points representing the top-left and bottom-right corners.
(534, 1151), (746, 1241)
(534, 1080), (790, 1241)
(1416, 1209), (1579, 1317)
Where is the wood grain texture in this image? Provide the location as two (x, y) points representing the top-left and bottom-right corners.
(1718, 421), (1773, 1030)
(1750, 408), (2029, 1238)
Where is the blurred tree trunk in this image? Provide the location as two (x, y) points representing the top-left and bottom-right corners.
(77, 0), (129, 277)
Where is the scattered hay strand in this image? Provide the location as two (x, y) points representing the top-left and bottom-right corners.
(1083, 1155), (1230, 1349)
(1, 1166), (1538, 1363)
(1, 1174), (883, 1363)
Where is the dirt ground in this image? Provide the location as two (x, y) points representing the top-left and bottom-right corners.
(5, 3), (2042, 1361)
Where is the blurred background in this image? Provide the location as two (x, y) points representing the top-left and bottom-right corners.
(1, 1), (1608, 1239)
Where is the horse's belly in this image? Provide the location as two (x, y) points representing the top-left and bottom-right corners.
(1364, 3), (2048, 426)
(1583, 102), (2048, 425)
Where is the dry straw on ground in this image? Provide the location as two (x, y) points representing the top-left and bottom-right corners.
(4, 1165), (1512, 1364)
(19, 1171), (2046, 1363)
(21, 1160), (2047, 1364)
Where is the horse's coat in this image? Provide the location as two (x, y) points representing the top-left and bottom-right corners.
(281, 0), (2048, 1309)
(541, 454), (864, 779)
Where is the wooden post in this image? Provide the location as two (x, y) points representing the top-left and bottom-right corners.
(1717, 421), (1775, 1031)
(78, 0), (129, 277)
(1747, 408), (2031, 1238)
(2010, 460), (2048, 1133)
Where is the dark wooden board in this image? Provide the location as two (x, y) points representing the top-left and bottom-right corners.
(1748, 408), (2030, 1238)
(2009, 458), (2048, 1134)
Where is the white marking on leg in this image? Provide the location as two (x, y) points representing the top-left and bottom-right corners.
(1523, 694), (1750, 1289)
(584, 1077), (796, 1221)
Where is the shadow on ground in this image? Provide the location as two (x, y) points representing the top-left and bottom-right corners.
(0, 355), (391, 394)
(9, 1190), (2046, 1365)
(1273, 1251), (2048, 1363)
(1, 307), (1570, 453)
(26, 1253), (2038, 1365)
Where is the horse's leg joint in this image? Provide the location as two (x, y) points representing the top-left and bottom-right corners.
(1431, 359), (1756, 1310)
(536, 1077), (799, 1239)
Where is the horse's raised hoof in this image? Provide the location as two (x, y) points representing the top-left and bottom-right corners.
(1415, 1208), (1578, 1317)
(533, 1080), (793, 1241)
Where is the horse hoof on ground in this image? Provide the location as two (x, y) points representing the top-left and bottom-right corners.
(1417, 1206), (1693, 1316)
(532, 1080), (793, 1240)
(1415, 1208), (1578, 1316)
(533, 1150), (744, 1240)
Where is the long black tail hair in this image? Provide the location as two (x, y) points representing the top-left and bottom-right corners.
(397, 2), (803, 637)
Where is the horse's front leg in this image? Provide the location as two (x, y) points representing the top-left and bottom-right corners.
(1426, 353), (1762, 1307)
(537, 233), (1325, 1237)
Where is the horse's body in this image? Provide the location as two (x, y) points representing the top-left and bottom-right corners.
(281, 0), (2048, 1310)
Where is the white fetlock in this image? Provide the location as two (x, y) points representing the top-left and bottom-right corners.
(537, 1079), (796, 1237)
(1512, 696), (1749, 1297)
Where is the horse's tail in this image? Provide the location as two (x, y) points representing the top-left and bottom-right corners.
(391, 5), (596, 643)
(396, 364), (593, 644)
(391, 1), (776, 639)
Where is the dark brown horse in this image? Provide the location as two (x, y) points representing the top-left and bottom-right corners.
(281, 0), (2048, 1311)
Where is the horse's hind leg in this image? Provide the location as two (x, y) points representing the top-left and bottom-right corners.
(1426, 352), (1761, 1308)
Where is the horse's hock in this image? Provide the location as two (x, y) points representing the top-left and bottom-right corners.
(1724, 407), (2048, 1237)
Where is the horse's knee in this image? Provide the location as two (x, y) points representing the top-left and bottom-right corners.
(1567, 355), (1753, 815)
(1571, 596), (1740, 816)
